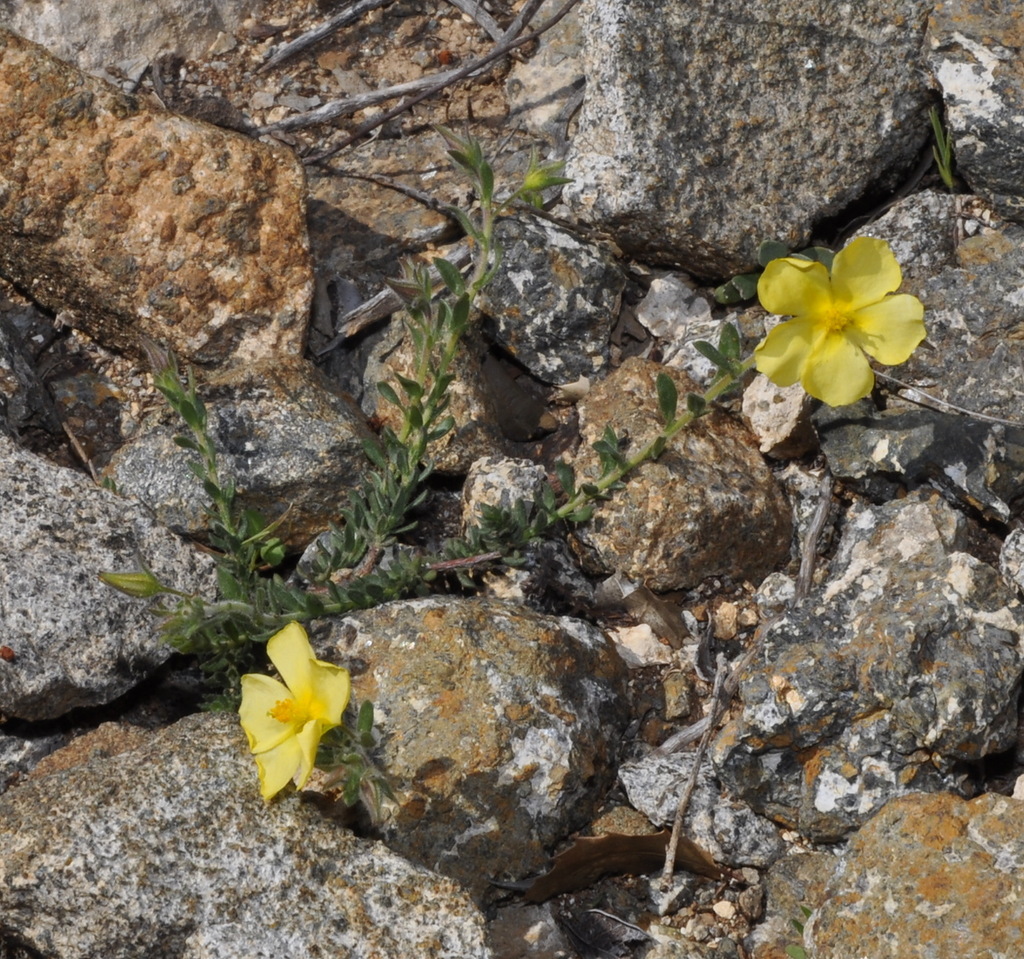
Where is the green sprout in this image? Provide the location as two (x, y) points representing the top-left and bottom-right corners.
(930, 106), (956, 191)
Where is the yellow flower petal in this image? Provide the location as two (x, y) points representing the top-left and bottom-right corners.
(801, 331), (876, 406)
(254, 737), (303, 800)
(293, 720), (330, 790)
(239, 622), (351, 800)
(830, 237), (902, 312)
(266, 622), (316, 702)
(239, 674), (298, 754)
(757, 257), (832, 318)
(847, 294), (926, 365)
(754, 316), (822, 387)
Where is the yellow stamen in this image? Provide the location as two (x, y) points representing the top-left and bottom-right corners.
(269, 698), (297, 723)
(822, 306), (850, 333)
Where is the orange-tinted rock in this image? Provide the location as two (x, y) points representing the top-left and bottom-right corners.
(570, 357), (793, 591)
(0, 29), (311, 370)
(809, 792), (1024, 958)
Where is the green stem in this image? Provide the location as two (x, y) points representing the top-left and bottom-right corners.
(553, 355), (757, 523)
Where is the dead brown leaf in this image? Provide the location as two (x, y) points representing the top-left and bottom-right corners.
(523, 829), (723, 903)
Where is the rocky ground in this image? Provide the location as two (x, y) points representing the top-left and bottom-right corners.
(4, 1), (1024, 958)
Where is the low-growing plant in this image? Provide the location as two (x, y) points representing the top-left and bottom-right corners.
(104, 130), (927, 811)
(714, 240), (833, 305)
(786, 905), (813, 959)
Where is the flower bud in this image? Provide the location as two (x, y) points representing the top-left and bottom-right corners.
(99, 570), (167, 598)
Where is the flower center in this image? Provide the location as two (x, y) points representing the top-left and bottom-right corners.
(822, 306), (851, 333)
(269, 698), (299, 724)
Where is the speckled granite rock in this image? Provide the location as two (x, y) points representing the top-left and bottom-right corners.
(618, 751), (786, 868)
(0, 433), (215, 721)
(713, 493), (1024, 841)
(477, 216), (625, 385)
(813, 400), (1024, 524)
(895, 220), (1024, 424)
(0, 29), (311, 370)
(927, 1), (1024, 220)
(807, 792), (1024, 959)
(0, 1), (260, 77)
(570, 357), (793, 591)
(0, 713), (492, 959)
(105, 356), (373, 550)
(362, 326), (512, 475)
(563, 0), (934, 275)
(320, 597), (630, 899)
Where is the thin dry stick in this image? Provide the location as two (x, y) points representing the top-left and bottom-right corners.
(660, 653), (729, 889)
(261, 66), (466, 134)
(303, 0), (576, 163)
(874, 370), (1024, 427)
(796, 468), (833, 601)
(443, 0), (505, 42)
(315, 242), (474, 354)
(258, 0), (395, 74)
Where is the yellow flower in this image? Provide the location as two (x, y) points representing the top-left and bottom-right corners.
(754, 237), (926, 407)
(239, 622), (351, 800)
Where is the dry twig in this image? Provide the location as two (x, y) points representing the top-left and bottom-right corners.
(660, 654), (729, 889)
(297, 0), (579, 162)
(258, 0), (395, 74)
(443, 0), (505, 43)
(315, 243), (474, 353)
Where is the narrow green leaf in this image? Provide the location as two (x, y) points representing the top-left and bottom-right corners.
(394, 373), (424, 402)
(686, 392), (707, 416)
(479, 161), (494, 205)
(693, 340), (729, 368)
(434, 257), (466, 296)
(655, 372), (678, 424)
(358, 699), (375, 736)
(554, 462), (576, 497)
(362, 439), (388, 471)
(376, 382), (402, 409)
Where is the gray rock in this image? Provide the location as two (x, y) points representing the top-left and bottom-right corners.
(106, 357), (374, 550)
(1000, 527), (1024, 597)
(0, 0), (258, 77)
(477, 216), (625, 385)
(461, 456), (549, 530)
(0, 433), (215, 720)
(618, 752), (786, 868)
(320, 597), (631, 899)
(713, 493), (1024, 841)
(570, 357), (793, 592)
(563, 0), (934, 276)
(505, 0), (583, 138)
(0, 724), (68, 794)
(634, 275), (720, 384)
(743, 845), (835, 959)
(807, 792), (1024, 959)
(0, 314), (58, 440)
(926, 2), (1024, 221)
(0, 29), (311, 371)
(813, 401), (1024, 524)
(362, 325), (512, 474)
(894, 221), (1024, 424)
(0, 713), (492, 959)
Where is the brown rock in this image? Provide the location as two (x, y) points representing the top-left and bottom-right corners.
(322, 597), (631, 900)
(570, 357), (793, 591)
(809, 792), (1024, 958)
(0, 29), (311, 370)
